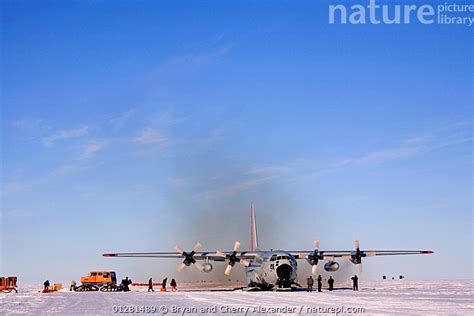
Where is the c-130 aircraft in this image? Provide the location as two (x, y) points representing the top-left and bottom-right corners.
(103, 205), (433, 290)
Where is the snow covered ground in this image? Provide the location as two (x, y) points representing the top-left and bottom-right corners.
(1, 280), (472, 315)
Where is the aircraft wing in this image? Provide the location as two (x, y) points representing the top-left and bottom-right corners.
(104, 250), (433, 260)
(103, 251), (263, 261)
(290, 250), (433, 259)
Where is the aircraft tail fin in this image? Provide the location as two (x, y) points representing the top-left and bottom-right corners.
(250, 203), (259, 251)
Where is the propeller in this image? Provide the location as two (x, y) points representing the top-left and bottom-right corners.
(307, 240), (321, 276)
(175, 242), (204, 272)
(215, 241), (251, 276)
(351, 239), (375, 274)
(341, 239), (376, 274)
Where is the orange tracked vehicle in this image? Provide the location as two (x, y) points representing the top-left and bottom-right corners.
(75, 271), (121, 291)
(0, 276), (18, 293)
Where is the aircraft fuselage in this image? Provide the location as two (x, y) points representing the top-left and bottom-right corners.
(245, 250), (298, 290)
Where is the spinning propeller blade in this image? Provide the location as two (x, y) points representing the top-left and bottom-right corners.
(224, 265), (233, 276)
(174, 244), (184, 255)
(233, 241), (241, 252)
(218, 241), (249, 275)
(314, 240), (320, 249)
(215, 250), (226, 257)
(175, 242), (203, 272)
(308, 239), (320, 275)
(354, 239), (364, 274)
(194, 262), (204, 272)
(176, 262), (186, 272)
(355, 239), (360, 249)
(311, 264), (318, 276)
(193, 242), (203, 252)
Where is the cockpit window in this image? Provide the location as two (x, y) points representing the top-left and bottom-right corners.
(271, 254), (292, 261)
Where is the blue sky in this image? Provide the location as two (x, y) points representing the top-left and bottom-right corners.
(1, 0), (472, 283)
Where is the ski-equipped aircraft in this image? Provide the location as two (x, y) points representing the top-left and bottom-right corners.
(103, 205), (433, 290)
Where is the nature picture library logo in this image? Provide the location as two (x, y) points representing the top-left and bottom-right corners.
(328, 0), (474, 26)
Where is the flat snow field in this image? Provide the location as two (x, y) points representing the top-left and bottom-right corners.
(0, 280), (472, 315)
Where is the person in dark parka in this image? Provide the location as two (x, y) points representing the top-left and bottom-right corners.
(148, 278), (154, 292)
(122, 277), (132, 292)
(317, 275), (322, 292)
(328, 276), (334, 291)
(351, 275), (359, 291)
(161, 277), (168, 292)
(43, 280), (50, 290)
(170, 278), (177, 291)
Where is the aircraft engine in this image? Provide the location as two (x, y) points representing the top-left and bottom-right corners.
(202, 263), (213, 273)
(324, 261), (340, 272)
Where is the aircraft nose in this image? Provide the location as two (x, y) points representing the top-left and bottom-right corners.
(276, 264), (292, 280)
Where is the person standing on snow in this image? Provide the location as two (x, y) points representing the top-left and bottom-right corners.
(161, 277), (168, 292)
(122, 277), (132, 292)
(43, 280), (50, 291)
(351, 275), (359, 291)
(148, 278), (154, 292)
(306, 275), (314, 292)
(328, 276), (334, 291)
(170, 278), (177, 292)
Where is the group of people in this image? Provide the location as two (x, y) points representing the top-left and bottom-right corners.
(306, 275), (359, 292)
(148, 277), (177, 292)
(306, 275), (323, 292)
(61, 276), (174, 293)
(49, 274), (360, 293)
